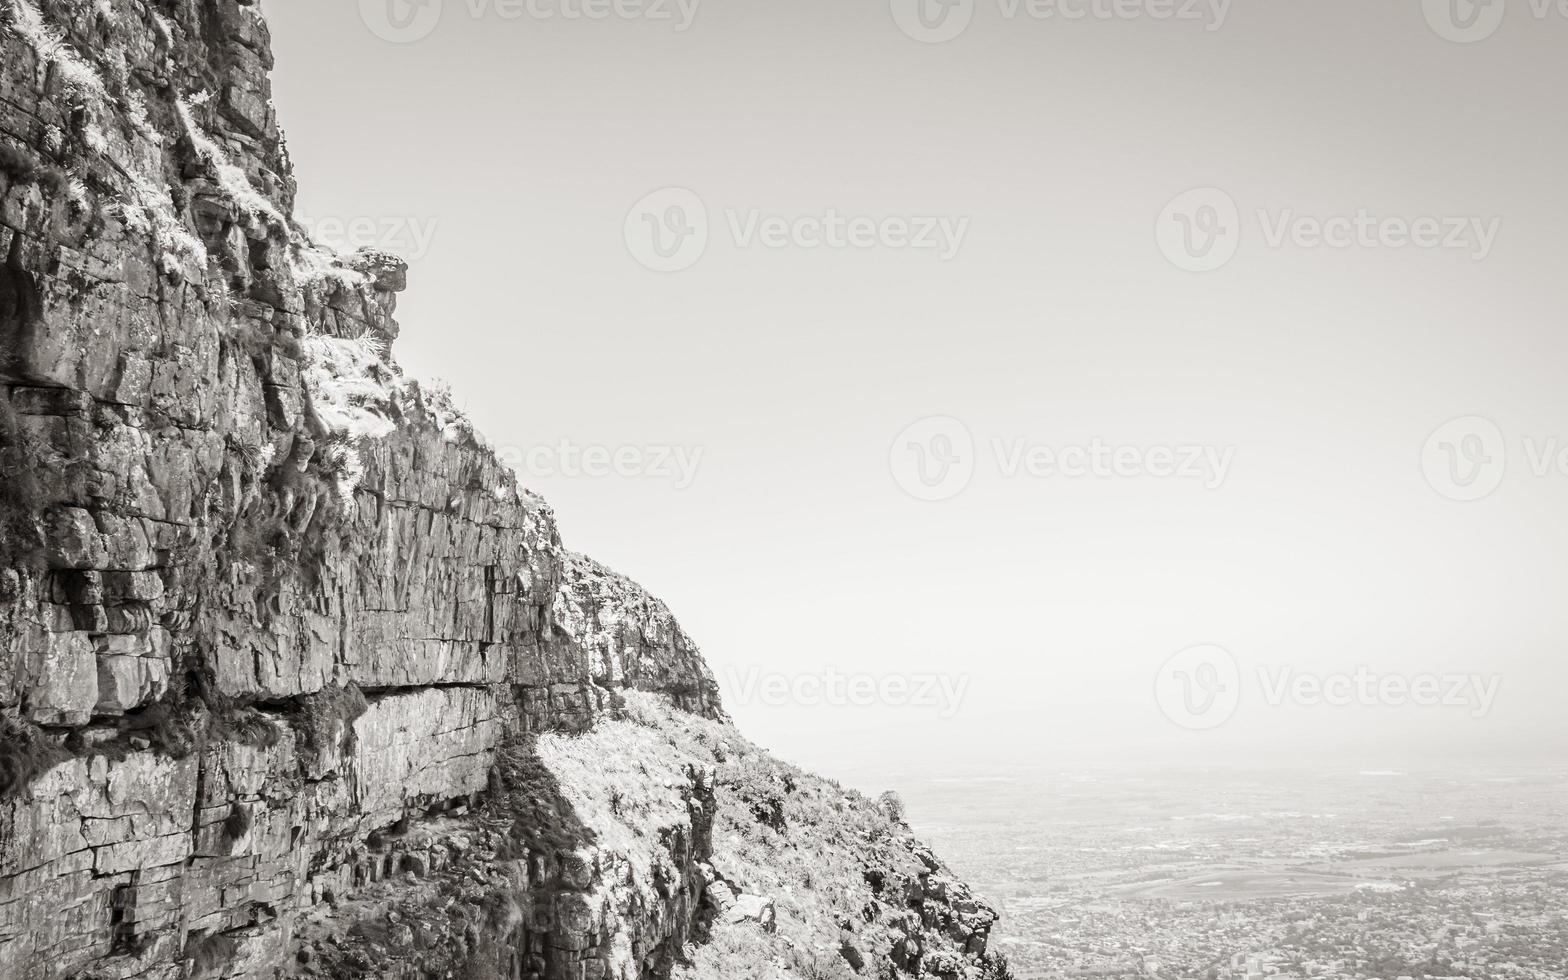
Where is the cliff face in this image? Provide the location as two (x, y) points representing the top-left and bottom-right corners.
(0, 2), (1008, 978)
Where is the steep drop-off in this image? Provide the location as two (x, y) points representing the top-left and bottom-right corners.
(0, 2), (1011, 977)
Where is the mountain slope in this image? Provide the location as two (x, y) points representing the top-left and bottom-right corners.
(0, 1), (1010, 977)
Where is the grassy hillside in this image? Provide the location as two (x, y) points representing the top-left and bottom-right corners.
(536, 693), (1011, 980)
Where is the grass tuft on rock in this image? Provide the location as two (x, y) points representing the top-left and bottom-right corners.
(531, 692), (1012, 980)
(292, 683), (369, 756)
(0, 718), (70, 799)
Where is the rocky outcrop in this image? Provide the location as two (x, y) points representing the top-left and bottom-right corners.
(544, 552), (724, 726)
(0, 1), (1006, 978)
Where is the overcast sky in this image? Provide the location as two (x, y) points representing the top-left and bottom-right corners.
(261, 0), (1568, 786)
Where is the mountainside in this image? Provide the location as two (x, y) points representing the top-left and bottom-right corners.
(0, 2), (1010, 977)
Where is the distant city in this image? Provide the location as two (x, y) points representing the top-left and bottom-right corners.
(895, 766), (1568, 980)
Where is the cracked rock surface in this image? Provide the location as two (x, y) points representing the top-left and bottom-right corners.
(0, 2), (1009, 978)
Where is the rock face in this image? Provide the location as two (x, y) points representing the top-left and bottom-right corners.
(0, 2), (1008, 978)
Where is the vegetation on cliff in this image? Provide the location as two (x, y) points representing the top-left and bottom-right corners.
(289, 693), (1009, 979)
(546, 694), (1012, 980)
(0, 1), (1011, 976)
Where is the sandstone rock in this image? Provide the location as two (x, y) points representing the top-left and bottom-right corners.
(703, 879), (736, 912)
(353, 687), (499, 827)
(0, 2), (1000, 978)
(726, 893), (778, 933)
(44, 508), (107, 571)
(94, 651), (171, 714)
(22, 630), (97, 725)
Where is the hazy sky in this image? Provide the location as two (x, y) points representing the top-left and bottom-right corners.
(261, 0), (1568, 785)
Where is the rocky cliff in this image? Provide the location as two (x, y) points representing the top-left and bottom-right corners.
(0, 2), (1010, 978)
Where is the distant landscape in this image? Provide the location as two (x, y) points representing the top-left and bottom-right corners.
(892, 767), (1568, 979)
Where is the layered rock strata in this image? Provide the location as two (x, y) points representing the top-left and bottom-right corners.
(0, 2), (1008, 978)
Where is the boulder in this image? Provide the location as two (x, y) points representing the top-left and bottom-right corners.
(726, 893), (777, 934)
